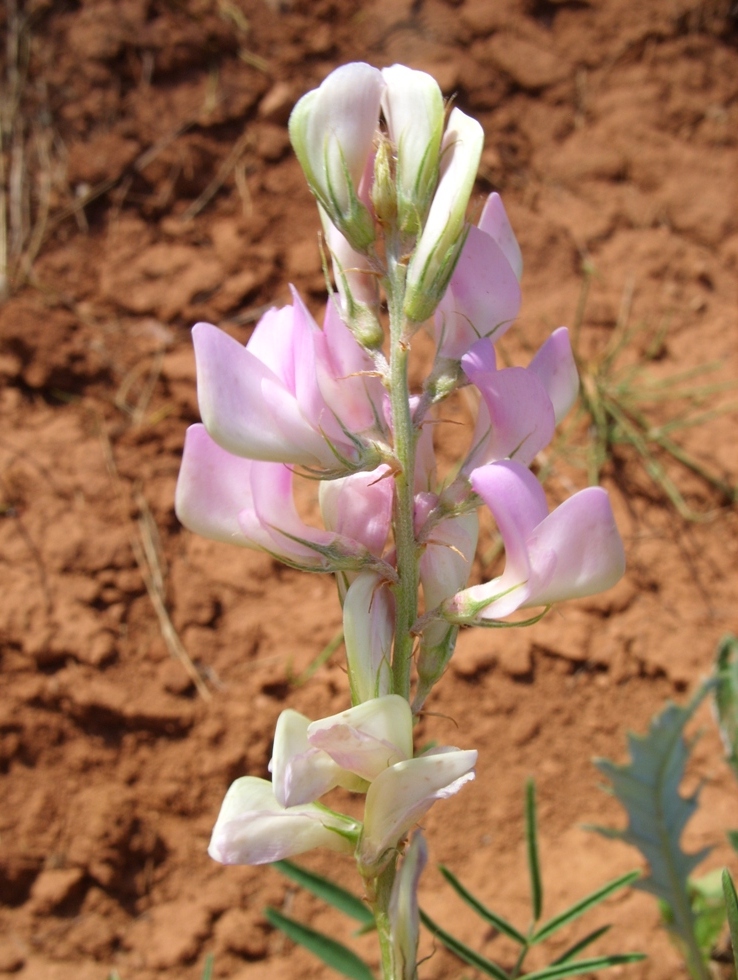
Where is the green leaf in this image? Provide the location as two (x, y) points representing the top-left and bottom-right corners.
(721, 869), (738, 975)
(714, 634), (738, 780)
(589, 685), (711, 979)
(531, 870), (640, 944)
(550, 926), (611, 965)
(264, 907), (374, 980)
(420, 909), (511, 980)
(438, 865), (527, 946)
(727, 830), (738, 854)
(520, 953), (645, 980)
(526, 779), (543, 922)
(272, 860), (373, 926)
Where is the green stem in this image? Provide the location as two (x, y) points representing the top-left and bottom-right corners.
(366, 859), (399, 980)
(385, 254), (418, 701)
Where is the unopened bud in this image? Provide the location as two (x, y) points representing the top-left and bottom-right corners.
(371, 137), (397, 225)
(404, 108), (483, 323)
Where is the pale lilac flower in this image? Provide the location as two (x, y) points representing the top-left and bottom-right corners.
(319, 465), (394, 561)
(175, 425), (384, 572)
(193, 289), (383, 473)
(477, 191), (523, 281)
(208, 776), (359, 865)
(443, 460), (625, 623)
(359, 748), (477, 869)
(433, 207), (522, 361)
(213, 697), (477, 869)
(462, 340), (555, 469)
(461, 329), (578, 470)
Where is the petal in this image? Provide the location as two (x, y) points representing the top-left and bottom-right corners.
(270, 710), (352, 808)
(360, 750), (477, 868)
(435, 225), (521, 360)
(193, 321), (329, 466)
(463, 341), (555, 466)
(175, 424), (255, 546)
(289, 287), (350, 449)
(420, 512), (479, 611)
(240, 462), (355, 567)
(522, 487), (625, 606)
(242, 304), (298, 386)
(289, 63), (384, 213)
(316, 298), (386, 436)
(308, 694), (413, 781)
(342, 571), (394, 704)
(528, 327), (579, 425)
(478, 192), (523, 282)
(381, 65), (444, 231)
(319, 466), (393, 558)
(208, 777), (358, 865)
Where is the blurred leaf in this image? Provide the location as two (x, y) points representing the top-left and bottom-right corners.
(526, 779), (543, 922)
(201, 953), (214, 980)
(265, 907), (374, 980)
(590, 684), (712, 980)
(550, 926), (611, 965)
(420, 909), (511, 980)
(714, 634), (738, 780)
(438, 865), (527, 945)
(520, 953), (646, 980)
(272, 860), (373, 926)
(727, 830), (738, 854)
(532, 871), (640, 944)
(721, 869), (738, 975)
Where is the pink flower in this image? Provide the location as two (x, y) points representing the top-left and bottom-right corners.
(175, 424), (389, 573)
(193, 289), (385, 473)
(433, 193), (522, 361)
(443, 460), (625, 623)
(461, 328), (578, 470)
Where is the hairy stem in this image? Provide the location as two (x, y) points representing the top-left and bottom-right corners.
(385, 249), (418, 701)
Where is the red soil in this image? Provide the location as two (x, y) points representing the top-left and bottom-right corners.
(0, 1), (737, 978)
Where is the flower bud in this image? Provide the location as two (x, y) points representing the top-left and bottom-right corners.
(381, 65), (444, 235)
(404, 108), (484, 324)
(371, 136), (397, 225)
(342, 571), (394, 704)
(289, 63), (384, 252)
(390, 831), (428, 980)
